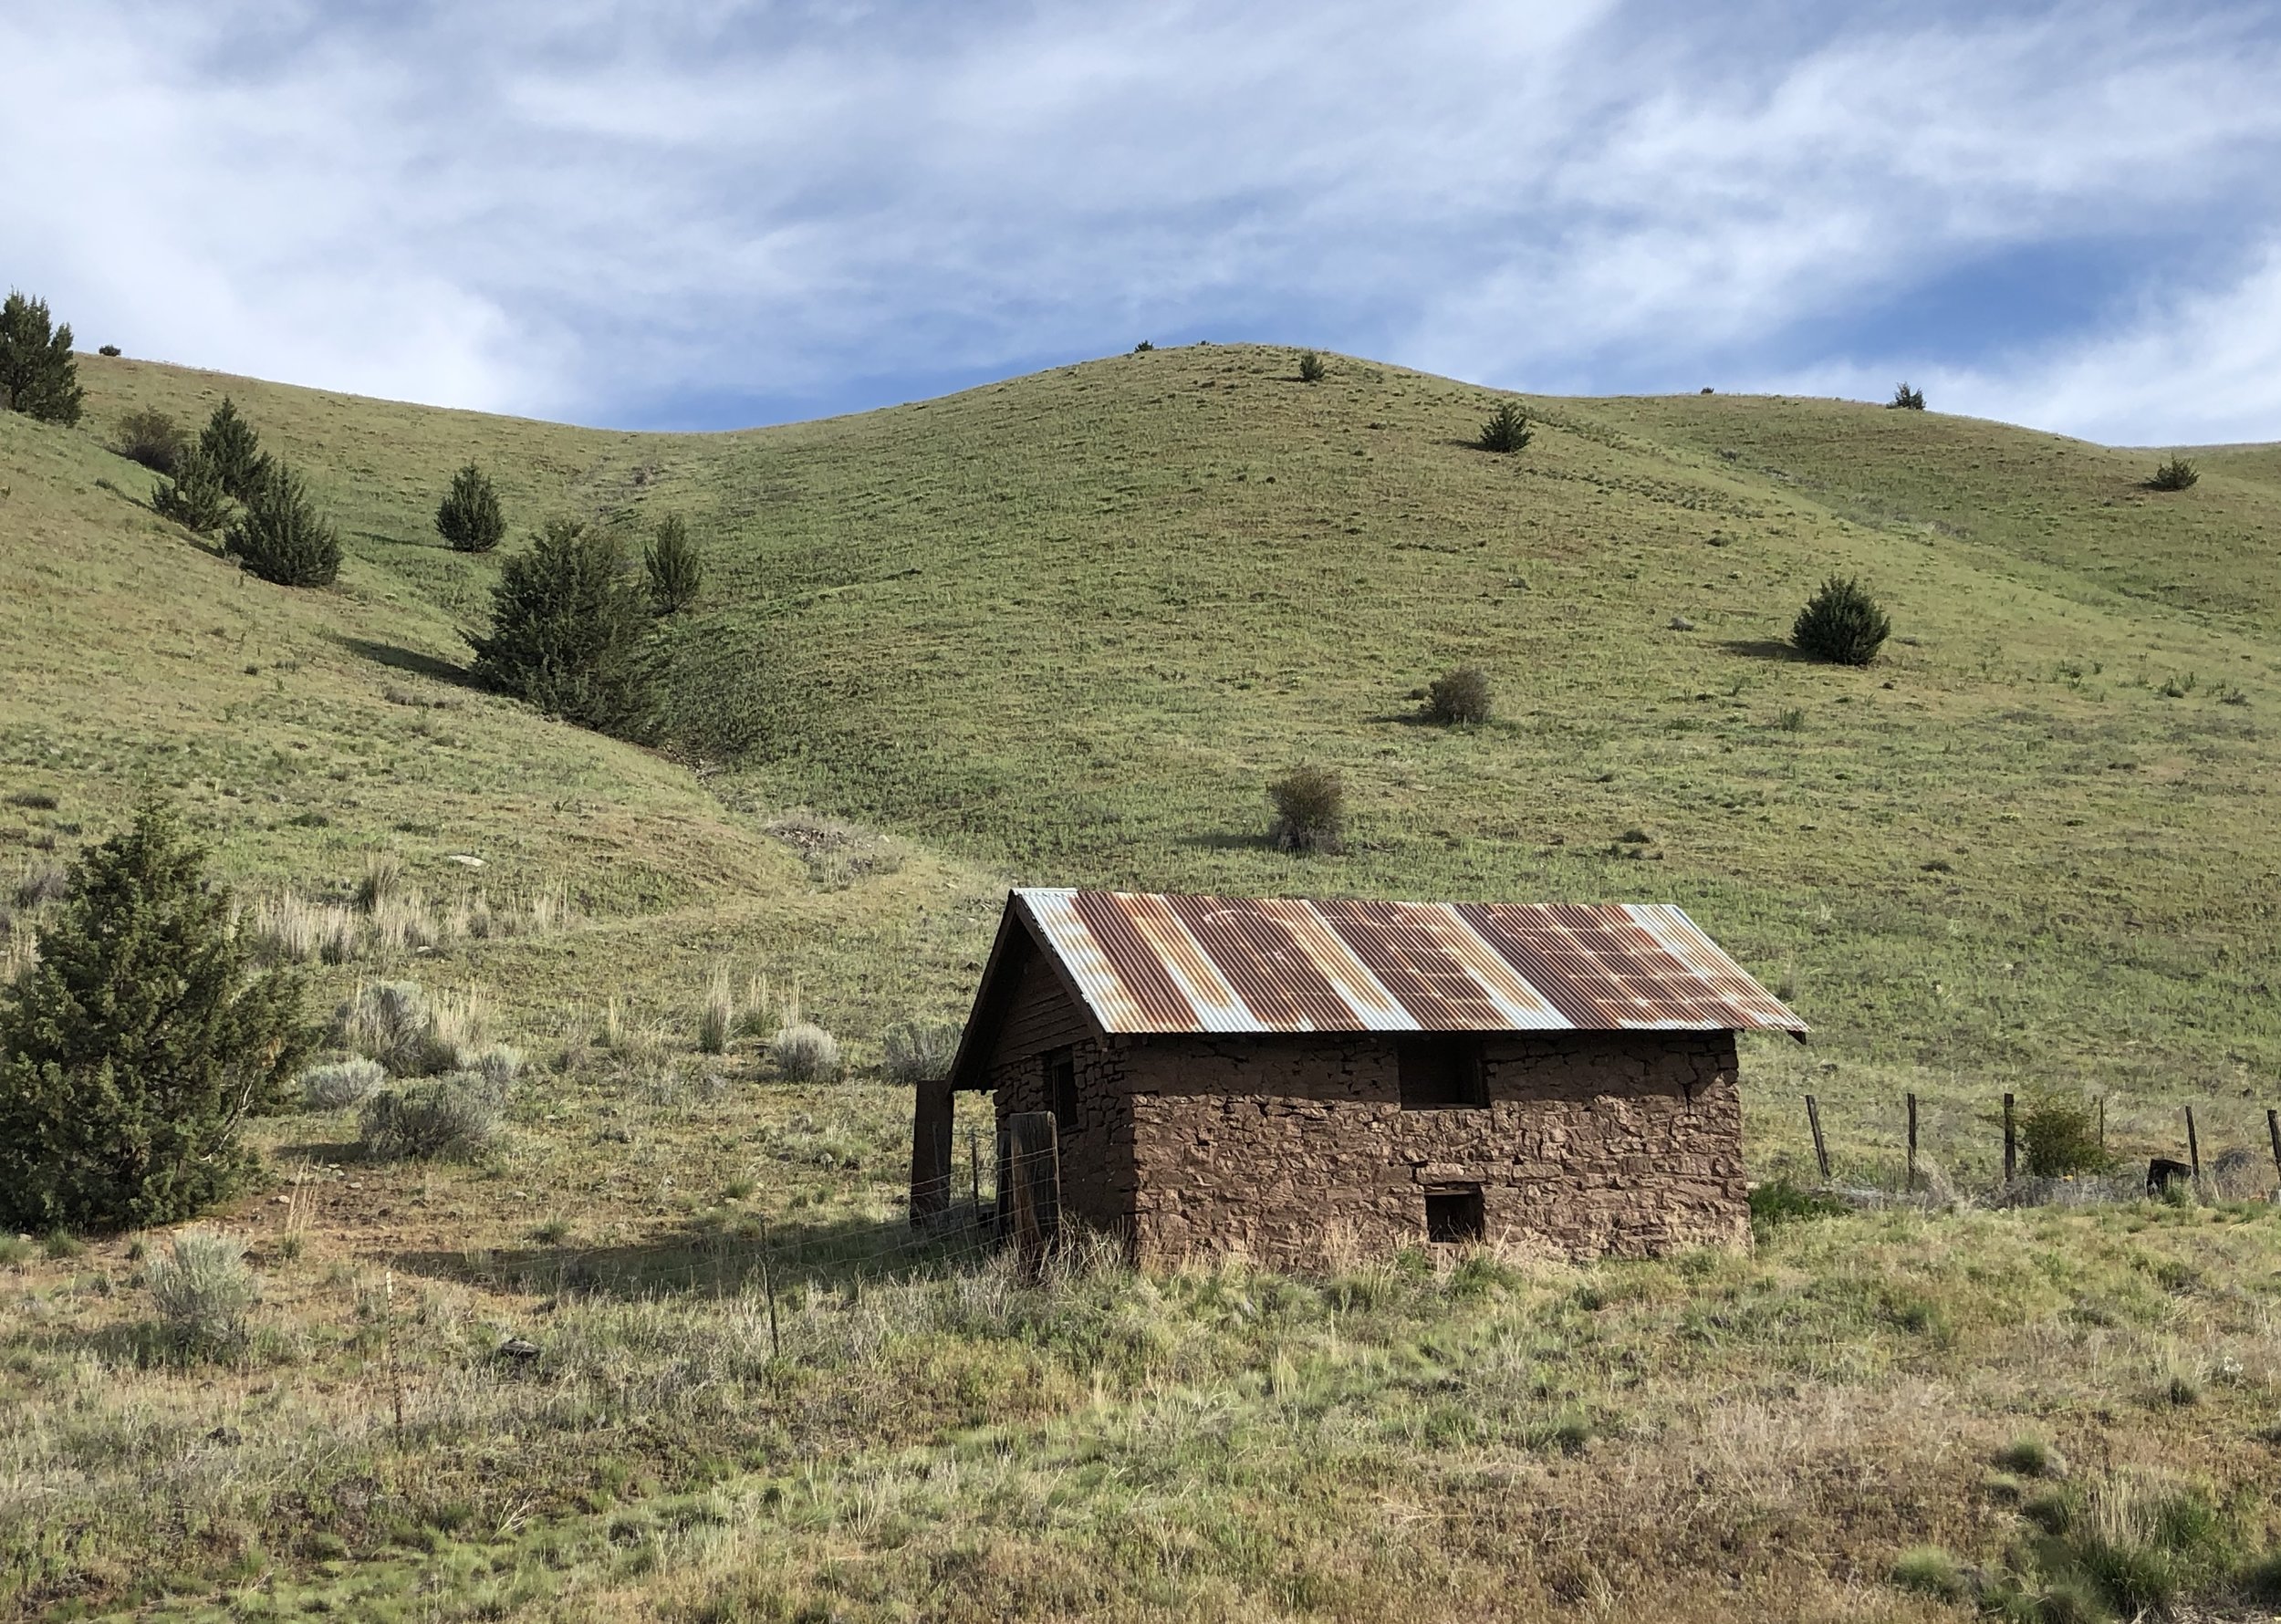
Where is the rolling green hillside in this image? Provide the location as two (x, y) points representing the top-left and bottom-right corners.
(9, 344), (2278, 1126)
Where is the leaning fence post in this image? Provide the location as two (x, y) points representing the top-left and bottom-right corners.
(2185, 1105), (2201, 1182)
(1905, 1092), (1919, 1193)
(756, 1216), (781, 1360)
(1805, 1095), (1831, 1183)
(2003, 1092), (2017, 1183)
(2099, 1096), (2107, 1151)
(2268, 1108), (2281, 1189)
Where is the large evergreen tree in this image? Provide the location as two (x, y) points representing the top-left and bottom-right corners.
(0, 805), (310, 1231)
(198, 398), (273, 503)
(0, 290), (86, 425)
(225, 462), (341, 586)
(435, 463), (506, 553)
(472, 518), (654, 734)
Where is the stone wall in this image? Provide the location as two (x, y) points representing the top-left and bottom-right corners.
(1120, 1030), (1748, 1268)
(981, 946), (1133, 1232)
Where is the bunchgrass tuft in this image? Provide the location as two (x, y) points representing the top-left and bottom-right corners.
(698, 965), (734, 1055)
(1888, 1546), (1970, 1602)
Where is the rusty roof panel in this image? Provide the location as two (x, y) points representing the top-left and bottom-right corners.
(1013, 890), (1805, 1037)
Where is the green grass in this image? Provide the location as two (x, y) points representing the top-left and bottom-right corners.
(5, 341), (2281, 1618)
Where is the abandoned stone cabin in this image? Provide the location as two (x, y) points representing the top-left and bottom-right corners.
(911, 889), (1806, 1267)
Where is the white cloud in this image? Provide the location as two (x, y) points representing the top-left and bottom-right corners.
(3, 1), (2278, 440)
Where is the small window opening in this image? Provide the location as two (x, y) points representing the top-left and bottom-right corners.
(1398, 1036), (1486, 1109)
(1046, 1047), (1078, 1135)
(1425, 1186), (1484, 1244)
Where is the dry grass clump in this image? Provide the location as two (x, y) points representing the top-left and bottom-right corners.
(144, 1231), (258, 1351)
(359, 1072), (502, 1160)
(240, 867), (568, 966)
(245, 892), (360, 964)
(1425, 666), (1493, 724)
(330, 981), (491, 1076)
(698, 965), (735, 1055)
(773, 1022), (841, 1082)
(299, 1057), (385, 1110)
(13, 859), (68, 911)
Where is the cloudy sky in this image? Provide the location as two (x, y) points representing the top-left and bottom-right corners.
(7, 1), (2279, 443)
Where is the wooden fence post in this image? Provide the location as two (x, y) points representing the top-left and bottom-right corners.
(909, 1077), (953, 1226)
(2003, 1093), (2017, 1183)
(1905, 1093), (1919, 1193)
(969, 1125), (983, 1224)
(2099, 1096), (2106, 1151)
(1005, 1110), (1060, 1281)
(1805, 1095), (1831, 1183)
(2267, 1108), (2281, 1189)
(2185, 1106), (2201, 1182)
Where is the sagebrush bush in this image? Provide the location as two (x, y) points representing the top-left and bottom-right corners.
(2019, 1092), (2109, 1178)
(473, 1044), (522, 1091)
(1475, 401), (1531, 453)
(435, 463), (506, 552)
(113, 408), (188, 474)
(2148, 456), (2199, 491)
(300, 1057), (385, 1110)
(772, 1022), (841, 1082)
(225, 463), (341, 588)
(0, 290), (84, 425)
(359, 1073), (501, 1160)
(644, 514), (703, 615)
(0, 804), (308, 1230)
(1791, 576), (1891, 665)
(1889, 381), (1926, 411)
(144, 1230), (258, 1350)
(1426, 666), (1493, 724)
(1297, 350), (1326, 383)
(882, 1020), (962, 1085)
(1268, 764), (1345, 854)
(151, 453), (232, 534)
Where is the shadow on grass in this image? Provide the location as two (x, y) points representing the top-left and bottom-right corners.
(1173, 830), (1279, 852)
(1719, 639), (1807, 662)
(338, 636), (482, 690)
(393, 1205), (1005, 1300)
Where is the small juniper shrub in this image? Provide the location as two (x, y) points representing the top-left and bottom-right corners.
(1888, 381), (1926, 410)
(145, 1230), (258, 1353)
(472, 518), (653, 734)
(644, 514), (703, 615)
(1475, 401), (1532, 453)
(196, 399), (271, 502)
(2018, 1091), (2111, 1178)
(359, 1073), (502, 1160)
(698, 965), (734, 1056)
(1297, 350), (1326, 383)
(225, 462), (341, 588)
(2148, 456), (2200, 491)
(435, 463), (505, 553)
(1268, 764), (1346, 854)
(98, 344), (120, 357)
(0, 290), (85, 424)
(300, 1057), (384, 1110)
(772, 1022), (841, 1082)
(1791, 575), (1891, 665)
(151, 452), (232, 534)
(113, 408), (188, 474)
(1131, 339), (1153, 353)
(882, 1020), (962, 1085)
(1426, 666), (1493, 724)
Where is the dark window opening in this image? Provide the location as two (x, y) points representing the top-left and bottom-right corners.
(1046, 1046), (1078, 1135)
(1398, 1036), (1486, 1109)
(1425, 1186), (1484, 1244)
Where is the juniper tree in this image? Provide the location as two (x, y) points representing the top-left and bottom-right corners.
(197, 398), (272, 503)
(225, 463), (341, 587)
(472, 518), (654, 733)
(643, 513), (703, 615)
(435, 463), (506, 553)
(152, 452), (232, 535)
(0, 290), (85, 425)
(1476, 401), (1532, 453)
(0, 804), (310, 1231)
(1888, 381), (1926, 411)
(1791, 576), (1891, 665)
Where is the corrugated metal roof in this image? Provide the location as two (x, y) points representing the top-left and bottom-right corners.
(1014, 889), (1805, 1036)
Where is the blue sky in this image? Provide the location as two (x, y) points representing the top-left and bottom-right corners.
(7, 1), (2281, 444)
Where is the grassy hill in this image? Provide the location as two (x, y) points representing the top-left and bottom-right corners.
(5, 344), (2281, 1620)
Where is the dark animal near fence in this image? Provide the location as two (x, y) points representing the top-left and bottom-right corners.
(2146, 1158), (2192, 1197)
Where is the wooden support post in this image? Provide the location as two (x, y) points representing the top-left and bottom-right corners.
(1005, 1110), (1060, 1281)
(969, 1125), (983, 1224)
(1906, 1092), (1919, 1193)
(2003, 1093), (2017, 1184)
(2185, 1105), (2201, 1182)
(909, 1077), (953, 1226)
(1806, 1095), (1830, 1182)
(2267, 1108), (2281, 1189)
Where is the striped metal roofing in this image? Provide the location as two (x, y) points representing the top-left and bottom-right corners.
(1013, 889), (1805, 1036)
